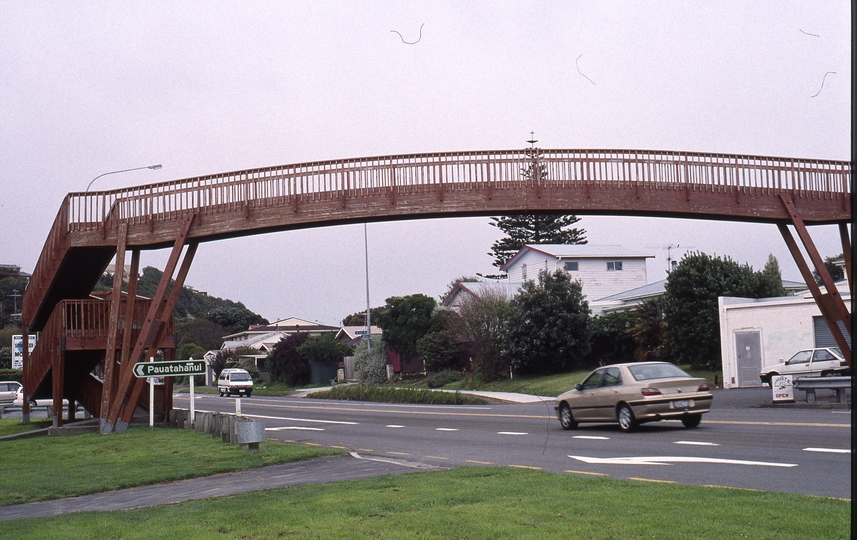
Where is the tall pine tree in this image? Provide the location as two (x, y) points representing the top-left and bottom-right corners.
(489, 142), (586, 268)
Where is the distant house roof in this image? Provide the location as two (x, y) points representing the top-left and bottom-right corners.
(442, 280), (521, 308)
(591, 277), (805, 315)
(499, 244), (655, 271)
(336, 326), (382, 344)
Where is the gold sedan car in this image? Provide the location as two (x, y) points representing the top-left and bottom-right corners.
(555, 362), (713, 432)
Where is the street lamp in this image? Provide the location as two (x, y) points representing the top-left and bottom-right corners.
(85, 164), (163, 192)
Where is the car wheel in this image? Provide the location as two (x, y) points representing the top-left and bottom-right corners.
(681, 415), (702, 428)
(219, 391), (224, 397)
(559, 403), (577, 430)
(617, 404), (637, 432)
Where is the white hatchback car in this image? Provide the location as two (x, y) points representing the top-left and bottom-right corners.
(759, 347), (849, 385)
(0, 381), (23, 406)
(13, 386), (69, 408)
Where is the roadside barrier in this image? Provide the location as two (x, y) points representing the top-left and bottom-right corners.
(168, 408), (265, 449)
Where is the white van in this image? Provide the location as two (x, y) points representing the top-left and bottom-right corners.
(217, 368), (253, 397)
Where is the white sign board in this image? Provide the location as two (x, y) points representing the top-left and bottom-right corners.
(771, 374), (794, 403)
(11, 334), (37, 370)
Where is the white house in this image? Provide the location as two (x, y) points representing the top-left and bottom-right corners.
(221, 317), (339, 352)
(500, 244), (655, 302)
(718, 281), (851, 388)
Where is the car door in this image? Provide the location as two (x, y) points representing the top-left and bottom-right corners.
(810, 349), (839, 375)
(782, 350), (812, 376)
(590, 367), (623, 421)
(571, 369), (605, 420)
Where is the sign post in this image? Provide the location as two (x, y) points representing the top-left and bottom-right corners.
(133, 360), (206, 427)
(771, 374), (794, 403)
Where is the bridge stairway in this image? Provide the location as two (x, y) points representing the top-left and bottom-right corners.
(23, 295), (175, 426)
(23, 204), (117, 333)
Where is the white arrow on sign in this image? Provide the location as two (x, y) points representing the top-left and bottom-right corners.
(568, 455), (797, 468)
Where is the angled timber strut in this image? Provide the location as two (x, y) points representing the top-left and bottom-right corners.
(20, 149), (851, 430)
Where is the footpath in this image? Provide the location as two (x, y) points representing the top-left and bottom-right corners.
(0, 387), (848, 521)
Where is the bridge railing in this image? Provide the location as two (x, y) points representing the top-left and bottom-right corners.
(66, 149), (850, 231)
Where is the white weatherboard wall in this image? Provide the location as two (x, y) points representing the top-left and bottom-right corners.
(503, 249), (649, 302)
(718, 290), (851, 389)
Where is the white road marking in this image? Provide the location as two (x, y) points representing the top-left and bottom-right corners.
(674, 441), (719, 446)
(386, 425), (406, 428)
(436, 428), (458, 432)
(498, 431), (528, 436)
(573, 435), (610, 440)
(803, 447), (851, 454)
(246, 414), (357, 425)
(266, 426), (325, 431)
(568, 455), (797, 467)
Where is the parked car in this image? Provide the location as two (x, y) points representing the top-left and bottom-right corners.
(759, 347), (849, 385)
(0, 381), (23, 406)
(217, 368), (253, 397)
(12, 386), (70, 408)
(555, 362), (713, 432)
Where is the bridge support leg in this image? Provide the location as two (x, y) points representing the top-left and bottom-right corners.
(102, 214), (196, 433)
(777, 196), (851, 366)
(839, 223), (851, 291)
(100, 222), (127, 433)
(119, 241), (199, 428)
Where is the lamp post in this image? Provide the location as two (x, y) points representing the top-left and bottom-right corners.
(85, 164), (162, 192)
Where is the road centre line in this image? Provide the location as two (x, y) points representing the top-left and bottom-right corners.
(244, 414), (358, 425)
(498, 431), (528, 436)
(188, 404), (850, 428)
(573, 435), (610, 440)
(266, 426), (325, 431)
(674, 441), (719, 446)
(803, 447), (851, 454)
(436, 428), (459, 431)
(386, 425), (406, 428)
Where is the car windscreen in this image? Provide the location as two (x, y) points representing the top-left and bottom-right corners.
(231, 373), (252, 381)
(628, 363), (691, 381)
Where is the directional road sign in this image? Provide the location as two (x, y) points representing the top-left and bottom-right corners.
(133, 360), (207, 378)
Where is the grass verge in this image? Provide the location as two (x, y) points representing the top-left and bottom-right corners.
(0, 418), (52, 437)
(308, 385), (488, 405)
(0, 426), (342, 506)
(1, 467), (848, 539)
(407, 365), (723, 397)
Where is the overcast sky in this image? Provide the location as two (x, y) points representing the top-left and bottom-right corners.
(1, 2), (851, 326)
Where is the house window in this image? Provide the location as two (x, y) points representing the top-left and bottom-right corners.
(607, 261), (623, 271)
(564, 261), (579, 272)
(521, 263), (528, 281)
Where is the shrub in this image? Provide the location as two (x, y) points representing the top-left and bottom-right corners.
(353, 337), (388, 385)
(426, 369), (462, 388)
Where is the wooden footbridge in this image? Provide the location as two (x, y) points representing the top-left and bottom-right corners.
(19, 149), (852, 432)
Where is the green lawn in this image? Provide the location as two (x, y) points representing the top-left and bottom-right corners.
(415, 365), (723, 397)
(1, 467), (849, 539)
(0, 426), (342, 506)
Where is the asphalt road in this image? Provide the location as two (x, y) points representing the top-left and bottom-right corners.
(176, 388), (851, 500)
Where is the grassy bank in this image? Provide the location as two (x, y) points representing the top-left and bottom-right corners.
(408, 364), (723, 397)
(0, 426), (342, 506)
(1, 467), (848, 539)
(308, 385), (488, 405)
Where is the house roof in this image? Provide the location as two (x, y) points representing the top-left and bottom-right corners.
(500, 244), (655, 271)
(336, 326), (382, 342)
(441, 281), (521, 307)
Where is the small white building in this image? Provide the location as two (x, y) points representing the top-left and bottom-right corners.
(500, 244), (654, 302)
(718, 282), (851, 388)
